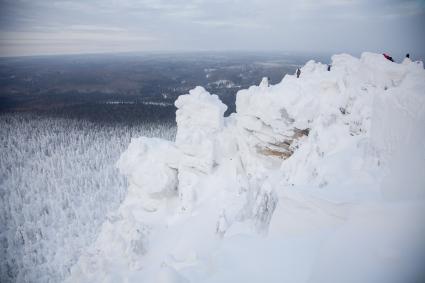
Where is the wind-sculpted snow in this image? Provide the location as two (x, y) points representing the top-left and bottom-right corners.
(0, 115), (176, 282)
(68, 53), (425, 283)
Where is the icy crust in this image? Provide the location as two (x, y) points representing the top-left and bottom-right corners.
(67, 53), (425, 283)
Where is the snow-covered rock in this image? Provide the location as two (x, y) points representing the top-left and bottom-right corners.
(174, 86), (228, 210)
(175, 86), (227, 165)
(67, 53), (425, 283)
(117, 137), (179, 199)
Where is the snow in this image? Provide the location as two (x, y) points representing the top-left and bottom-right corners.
(67, 53), (425, 283)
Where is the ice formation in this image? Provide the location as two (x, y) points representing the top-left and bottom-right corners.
(67, 53), (425, 283)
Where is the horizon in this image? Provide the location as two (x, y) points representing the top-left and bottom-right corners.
(1, 49), (423, 63)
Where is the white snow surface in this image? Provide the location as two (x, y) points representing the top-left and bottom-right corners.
(67, 53), (425, 283)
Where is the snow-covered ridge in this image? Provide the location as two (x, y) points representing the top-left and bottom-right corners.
(68, 53), (425, 283)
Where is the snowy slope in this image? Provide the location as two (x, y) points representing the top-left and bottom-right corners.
(67, 53), (425, 283)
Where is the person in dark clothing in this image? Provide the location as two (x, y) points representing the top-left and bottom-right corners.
(296, 68), (301, 78)
(406, 53), (410, 59)
(383, 53), (394, 62)
(327, 65), (331, 71)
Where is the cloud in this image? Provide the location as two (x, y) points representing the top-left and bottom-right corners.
(0, 0), (424, 56)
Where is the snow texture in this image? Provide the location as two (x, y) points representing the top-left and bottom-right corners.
(67, 53), (425, 283)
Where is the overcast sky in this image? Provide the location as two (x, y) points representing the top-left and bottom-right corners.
(0, 0), (424, 57)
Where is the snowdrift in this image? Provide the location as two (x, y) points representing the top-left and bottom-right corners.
(67, 53), (425, 283)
